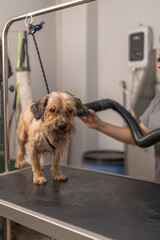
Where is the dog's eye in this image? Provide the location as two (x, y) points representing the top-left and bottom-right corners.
(50, 108), (55, 113)
(68, 109), (73, 114)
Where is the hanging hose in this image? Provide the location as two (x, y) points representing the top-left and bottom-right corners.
(78, 99), (160, 148)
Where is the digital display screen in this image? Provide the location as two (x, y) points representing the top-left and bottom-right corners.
(129, 32), (144, 61)
(133, 35), (140, 40)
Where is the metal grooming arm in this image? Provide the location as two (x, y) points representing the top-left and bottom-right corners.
(2, 0), (95, 173)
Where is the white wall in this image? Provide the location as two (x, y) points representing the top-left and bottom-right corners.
(0, 0), (56, 106)
(3, 0), (160, 167)
(55, 3), (89, 166)
(97, 0), (160, 151)
(55, 1), (98, 166)
(0, 0), (56, 163)
(55, 0), (160, 167)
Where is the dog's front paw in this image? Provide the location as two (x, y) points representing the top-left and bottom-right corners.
(34, 176), (47, 185)
(15, 160), (27, 168)
(54, 174), (68, 182)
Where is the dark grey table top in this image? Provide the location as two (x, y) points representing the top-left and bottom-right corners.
(0, 165), (160, 240)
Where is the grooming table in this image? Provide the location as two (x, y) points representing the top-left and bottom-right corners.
(0, 165), (160, 240)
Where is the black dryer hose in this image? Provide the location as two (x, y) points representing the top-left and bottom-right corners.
(81, 99), (160, 148)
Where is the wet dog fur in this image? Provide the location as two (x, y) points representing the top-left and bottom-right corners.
(15, 91), (88, 184)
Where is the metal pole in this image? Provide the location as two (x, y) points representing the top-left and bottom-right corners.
(2, 24), (10, 173)
(5, 219), (11, 240)
(2, 0), (95, 173)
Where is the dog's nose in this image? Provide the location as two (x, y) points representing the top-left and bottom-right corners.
(57, 122), (67, 130)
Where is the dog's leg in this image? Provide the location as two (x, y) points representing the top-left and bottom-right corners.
(52, 151), (68, 182)
(15, 121), (28, 168)
(29, 145), (47, 184)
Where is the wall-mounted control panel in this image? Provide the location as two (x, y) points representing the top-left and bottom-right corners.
(127, 26), (152, 69)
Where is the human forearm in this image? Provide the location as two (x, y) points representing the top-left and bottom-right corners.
(80, 109), (136, 145)
(94, 120), (135, 145)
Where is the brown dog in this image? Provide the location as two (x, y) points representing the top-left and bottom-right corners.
(15, 91), (88, 184)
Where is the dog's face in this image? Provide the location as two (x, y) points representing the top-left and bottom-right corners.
(30, 91), (88, 144)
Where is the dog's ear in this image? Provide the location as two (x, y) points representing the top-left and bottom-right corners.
(74, 97), (89, 117)
(30, 96), (49, 120)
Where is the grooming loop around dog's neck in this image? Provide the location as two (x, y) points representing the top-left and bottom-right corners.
(45, 136), (56, 150)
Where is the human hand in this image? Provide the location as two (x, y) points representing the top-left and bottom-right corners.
(79, 109), (101, 129)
